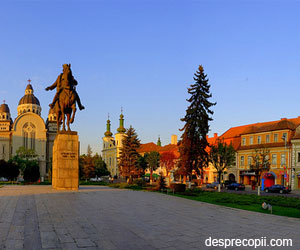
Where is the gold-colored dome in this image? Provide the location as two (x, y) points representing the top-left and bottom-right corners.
(0, 103), (10, 113)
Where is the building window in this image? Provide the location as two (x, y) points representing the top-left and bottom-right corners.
(272, 154), (277, 165)
(274, 134), (278, 142)
(281, 154), (286, 165)
(31, 131), (35, 150)
(23, 132), (28, 149)
(242, 137), (246, 145)
(248, 156), (252, 166)
(266, 134), (270, 143)
(298, 152), (300, 163)
(240, 156), (244, 166)
(257, 136), (261, 144)
(23, 122), (36, 150)
(250, 136), (253, 145)
(282, 132), (287, 141)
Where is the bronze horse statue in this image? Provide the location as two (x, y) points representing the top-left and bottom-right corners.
(46, 64), (81, 131)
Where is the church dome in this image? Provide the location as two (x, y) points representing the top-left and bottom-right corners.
(18, 84), (40, 105)
(0, 103), (10, 113)
(17, 82), (42, 116)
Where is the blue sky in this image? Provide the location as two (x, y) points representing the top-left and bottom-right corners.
(0, 0), (300, 154)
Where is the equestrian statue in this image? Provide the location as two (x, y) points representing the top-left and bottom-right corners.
(46, 64), (84, 131)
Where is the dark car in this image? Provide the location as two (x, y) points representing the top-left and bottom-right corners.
(264, 185), (291, 194)
(226, 183), (245, 191)
(206, 182), (219, 189)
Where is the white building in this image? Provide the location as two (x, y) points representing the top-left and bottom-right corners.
(0, 83), (57, 178)
(101, 113), (126, 177)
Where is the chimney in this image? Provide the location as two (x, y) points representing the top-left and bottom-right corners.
(214, 133), (218, 138)
(171, 135), (177, 145)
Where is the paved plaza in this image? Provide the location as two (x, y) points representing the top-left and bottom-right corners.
(0, 186), (299, 250)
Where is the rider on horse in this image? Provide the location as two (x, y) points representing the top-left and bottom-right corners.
(46, 64), (85, 110)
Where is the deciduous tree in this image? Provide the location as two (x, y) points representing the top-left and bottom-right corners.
(160, 151), (176, 178)
(250, 144), (270, 195)
(210, 140), (235, 191)
(94, 154), (110, 177)
(145, 151), (160, 184)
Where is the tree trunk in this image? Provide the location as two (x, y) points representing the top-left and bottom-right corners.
(150, 168), (153, 185)
(218, 171), (222, 192)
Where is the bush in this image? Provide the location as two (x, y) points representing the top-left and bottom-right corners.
(170, 183), (186, 193)
(158, 175), (167, 191)
(133, 179), (147, 187)
(0, 160), (20, 181)
(23, 161), (40, 182)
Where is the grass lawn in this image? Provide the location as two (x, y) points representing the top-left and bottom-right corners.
(168, 189), (300, 218)
(79, 180), (107, 185)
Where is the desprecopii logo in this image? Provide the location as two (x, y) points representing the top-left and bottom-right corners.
(205, 237), (293, 248)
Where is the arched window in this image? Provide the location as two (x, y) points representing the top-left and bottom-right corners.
(23, 122), (36, 150)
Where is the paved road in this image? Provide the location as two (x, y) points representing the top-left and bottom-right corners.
(0, 186), (299, 250)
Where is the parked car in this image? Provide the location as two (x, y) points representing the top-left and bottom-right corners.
(0, 177), (8, 182)
(223, 180), (236, 188)
(90, 177), (103, 182)
(226, 183), (245, 191)
(206, 182), (219, 189)
(264, 185), (291, 194)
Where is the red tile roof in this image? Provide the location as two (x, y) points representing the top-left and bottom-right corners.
(138, 142), (180, 158)
(218, 116), (300, 150)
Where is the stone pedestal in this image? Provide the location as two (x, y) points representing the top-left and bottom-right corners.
(52, 131), (79, 190)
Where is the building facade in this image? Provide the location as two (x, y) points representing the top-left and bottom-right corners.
(0, 83), (57, 178)
(101, 113), (126, 177)
(219, 117), (300, 190)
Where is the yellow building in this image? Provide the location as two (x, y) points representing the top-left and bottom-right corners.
(0, 83), (57, 179)
(101, 113), (126, 177)
(220, 117), (300, 190)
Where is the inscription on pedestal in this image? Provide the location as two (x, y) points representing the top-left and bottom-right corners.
(61, 152), (76, 159)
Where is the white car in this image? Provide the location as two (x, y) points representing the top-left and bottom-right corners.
(90, 177), (103, 182)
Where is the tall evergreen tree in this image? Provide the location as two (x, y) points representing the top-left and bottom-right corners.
(179, 65), (216, 180)
(118, 126), (140, 183)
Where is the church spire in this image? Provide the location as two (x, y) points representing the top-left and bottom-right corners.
(104, 113), (113, 137)
(157, 136), (162, 146)
(117, 108), (126, 133)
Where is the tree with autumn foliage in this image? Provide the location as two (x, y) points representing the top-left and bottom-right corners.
(118, 126), (141, 183)
(250, 144), (270, 195)
(160, 151), (176, 180)
(80, 145), (95, 180)
(210, 140), (235, 191)
(179, 65), (216, 181)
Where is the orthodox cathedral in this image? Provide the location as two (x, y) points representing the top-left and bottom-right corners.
(102, 113), (126, 177)
(0, 82), (57, 178)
